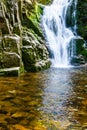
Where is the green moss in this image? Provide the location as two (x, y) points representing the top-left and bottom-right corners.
(22, 2), (44, 38)
(37, 0), (52, 5)
(13, 24), (21, 36)
(81, 49), (87, 60)
(75, 38), (87, 61)
(77, 0), (87, 41)
(78, 26), (87, 40)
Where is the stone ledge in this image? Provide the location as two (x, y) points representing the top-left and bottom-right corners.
(0, 67), (20, 76)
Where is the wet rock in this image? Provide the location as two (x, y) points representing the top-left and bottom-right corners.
(2, 95), (15, 101)
(82, 100), (87, 106)
(82, 123), (87, 129)
(22, 30), (50, 72)
(9, 124), (29, 130)
(70, 37), (87, 65)
(0, 110), (7, 114)
(11, 112), (29, 119)
(75, 37), (87, 59)
(70, 55), (85, 66)
(0, 101), (12, 106)
(2, 35), (21, 55)
(0, 0), (51, 76)
(0, 34), (23, 76)
(5, 117), (19, 124)
(2, 52), (20, 68)
(0, 0), (22, 35)
(0, 67), (20, 76)
(8, 90), (16, 94)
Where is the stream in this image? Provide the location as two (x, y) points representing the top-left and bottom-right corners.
(0, 66), (87, 129)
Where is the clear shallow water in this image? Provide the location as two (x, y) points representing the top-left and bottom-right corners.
(0, 67), (87, 129)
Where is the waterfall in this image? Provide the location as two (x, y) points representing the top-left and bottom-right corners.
(42, 0), (78, 67)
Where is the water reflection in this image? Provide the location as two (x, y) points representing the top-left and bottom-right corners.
(0, 67), (87, 129)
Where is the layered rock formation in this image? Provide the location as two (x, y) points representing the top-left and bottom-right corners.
(0, 0), (50, 76)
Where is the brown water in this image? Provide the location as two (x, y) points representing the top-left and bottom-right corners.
(0, 66), (87, 130)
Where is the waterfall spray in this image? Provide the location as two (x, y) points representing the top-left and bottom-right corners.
(42, 0), (78, 67)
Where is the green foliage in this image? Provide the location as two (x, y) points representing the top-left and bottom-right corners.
(77, 0), (87, 41)
(27, 3), (43, 37)
(37, 0), (52, 5)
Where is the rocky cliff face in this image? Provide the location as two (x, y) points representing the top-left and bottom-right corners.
(0, 0), (50, 76)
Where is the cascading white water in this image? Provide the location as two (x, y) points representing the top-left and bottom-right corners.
(42, 0), (78, 67)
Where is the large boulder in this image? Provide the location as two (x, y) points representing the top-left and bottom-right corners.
(0, 35), (22, 76)
(70, 37), (87, 65)
(2, 35), (21, 55)
(2, 52), (20, 68)
(22, 29), (50, 71)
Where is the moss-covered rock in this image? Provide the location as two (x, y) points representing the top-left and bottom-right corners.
(77, 0), (87, 41)
(75, 38), (87, 57)
(22, 1), (44, 38)
(0, 0), (22, 35)
(2, 35), (21, 55)
(2, 52), (21, 68)
(22, 28), (50, 72)
(70, 55), (85, 66)
(0, 35), (23, 75)
(0, 67), (20, 76)
(70, 37), (87, 65)
(37, 0), (52, 5)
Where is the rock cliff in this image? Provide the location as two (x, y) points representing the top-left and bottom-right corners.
(0, 0), (51, 76)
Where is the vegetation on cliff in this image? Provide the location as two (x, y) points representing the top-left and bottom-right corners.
(77, 0), (87, 41)
(0, 0), (51, 76)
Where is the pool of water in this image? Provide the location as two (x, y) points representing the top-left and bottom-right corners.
(0, 66), (87, 130)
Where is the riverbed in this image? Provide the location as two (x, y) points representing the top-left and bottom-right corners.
(0, 66), (87, 130)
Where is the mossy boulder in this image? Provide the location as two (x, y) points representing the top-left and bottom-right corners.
(22, 28), (50, 72)
(2, 35), (21, 55)
(0, 35), (22, 76)
(70, 37), (87, 65)
(22, 1), (44, 38)
(22, 46), (50, 71)
(75, 37), (87, 58)
(2, 52), (21, 68)
(70, 55), (85, 66)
